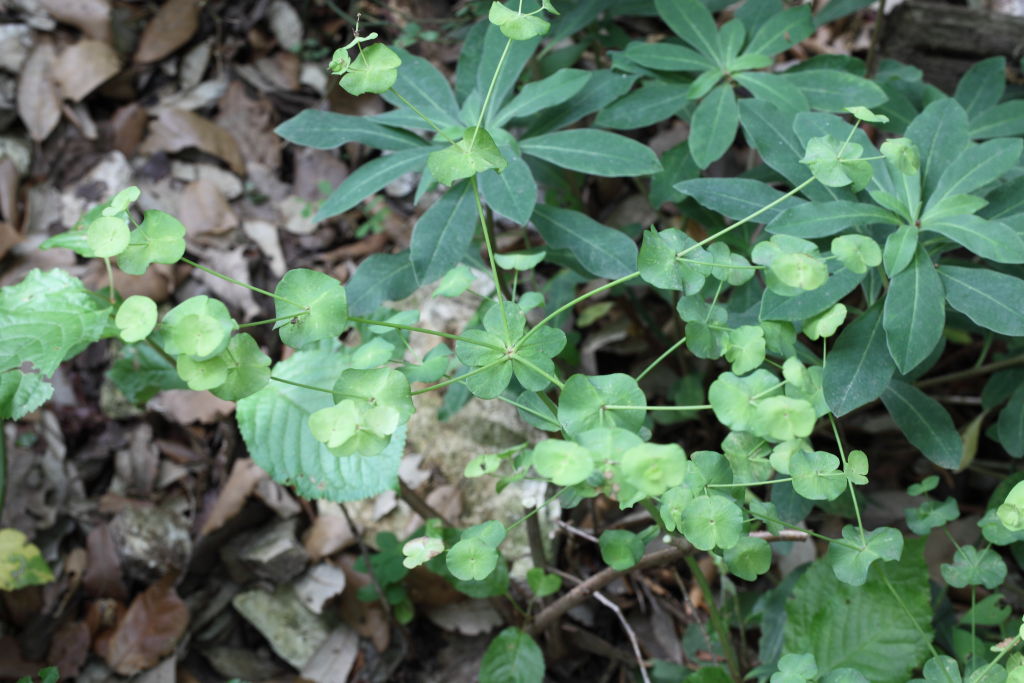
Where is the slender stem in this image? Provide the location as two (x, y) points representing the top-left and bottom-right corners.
(387, 88), (457, 144)
(181, 257), (304, 308)
(879, 566), (941, 659)
(751, 380), (787, 401)
(916, 353), (1024, 389)
(514, 356), (565, 390)
(348, 315), (504, 351)
(604, 404), (712, 411)
(637, 336), (687, 382)
(471, 177), (510, 335)
(103, 257), (116, 304)
(748, 509), (860, 550)
(144, 338), (177, 366)
(707, 478), (793, 489)
(508, 486), (566, 532)
(684, 555), (742, 682)
(829, 414), (866, 545)
(974, 635), (1021, 680)
(471, 37), (513, 145)
(521, 272), (642, 345)
(410, 359), (507, 395)
(270, 376), (335, 394)
(238, 313), (308, 329)
(494, 394), (557, 424)
(970, 586), (976, 663)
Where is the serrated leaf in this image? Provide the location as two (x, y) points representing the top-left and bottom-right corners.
(236, 349), (405, 501)
(0, 370), (53, 420)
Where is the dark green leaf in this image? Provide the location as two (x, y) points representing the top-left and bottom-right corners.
(622, 40), (714, 72)
(905, 98), (969, 198)
(954, 56), (1005, 118)
(926, 138), (1022, 211)
(734, 71), (809, 113)
(938, 265), (1024, 336)
(675, 178), (805, 223)
(768, 201), (900, 238)
(823, 303), (894, 416)
(479, 628), (544, 683)
(494, 68), (592, 125)
(997, 384), (1024, 457)
(594, 80), (689, 130)
(531, 205), (637, 279)
(274, 110), (426, 150)
(781, 69), (886, 112)
(410, 182), (478, 284)
(316, 147), (433, 222)
(922, 214), (1024, 264)
(760, 266), (864, 322)
(654, 0), (721, 60)
(521, 129), (662, 177)
(881, 380), (962, 469)
(746, 5), (813, 56)
(380, 47), (461, 129)
(347, 251), (419, 316)
(883, 247), (944, 374)
(525, 70), (638, 135)
(480, 147), (536, 224)
(969, 100), (1024, 139)
(689, 84), (739, 169)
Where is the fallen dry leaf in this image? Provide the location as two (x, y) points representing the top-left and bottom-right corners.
(300, 625), (359, 683)
(83, 524), (129, 600)
(215, 81), (281, 169)
(17, 41), (61, 142)
(178, 180), (237, 237)
(39, 0), (112, 42)
(243, 220), (286, 277)
(95, 574), (190, 675)
(55, 39), (121, 102)
(141, 107), (246, 175)
(302, 502), (356, 561)
(0, 636), (42, 678)
(199, 458), (267, 536)
(134, 0), (202, 64)
(46, 620), (91, 678)
(110, 102), (148, 157)
(0, 222), (19, 261)
(147, 389), (235, 424)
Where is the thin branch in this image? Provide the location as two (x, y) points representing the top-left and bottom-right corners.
(592, 591), (652, 683)
(527, 546), (688, 637)
(399, 481), (454, 527)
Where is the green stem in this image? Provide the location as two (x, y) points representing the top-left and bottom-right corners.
(410, 359), (507, 396)
(684, 555), (743, 682)
(521, 271), (642, 345)
(513, 356), (564, 390)
(748, 509), (860, 550)
(144, 338), (177, 366)
(270, 376), (335, 394)
(829, 414), (866, 545)
(238, 313), (308, 329)
(0, 419), (6, 517)
(387, 88), (458, 144)
(707, 478), (793, 489)
(471, 177), (510, 335)
(637, 336), (687, 382)
(103, 257), (116, 304)
(348, 315), (504, 351)
(494, 395), (554, 424)
(508, 486), (566, 532)
(974, 635), (1021, 681)
(471, 37), (513, 146)
(181, 257), (304, 308)
(604, 404), (712, 411)
(879, 566), (941, 659)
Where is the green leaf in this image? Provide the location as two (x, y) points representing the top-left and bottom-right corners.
(845, 105), (889, 124)
(768, 200), (900, 238)
(769, 252), (829, 291)
(676, 178), (805, 223)
(488, 2), (550, 40)
(760, 266), (864, 322)
(346, 250), (418, 316)
(918, 656), (963, 683)
(681, 495), (744, 551)
(0, 528), (54, 591)
(751, 397), (817, 442)
(709, 369), (781, 433)
(379, 47), (460, 129)
(882, 224), (918, 277)
(724, 325), (766, 375)
(115, 295), (157, 343)
(338, 43), (402, 96)
(410, 182), (478, 284)
(495, 249), (546, 271)
(598, 529), (645, 570)
(938, 265), (1024, 337)
(494, 69), (592, 125)
(653, 0), (721, 60)
(117, 210), (187, 275)
(827, 526), (904, 587)
(434, 265), (476, 298)
(880, 137), (921, 176)
(781, 69), (887, 112)
(746, 5), (813, 56)
(638, 228), (710, 293)
(905, 98), (969, 198)
(402, 536), (445, 569)
(532, 439), (594, 486)
(428, 127), (507, 187)
(447, 537), (499, 581)
(274, 268), (348, 349)
(210, 333), (272, 401)
(881, 380), (962, 470)
(521, 129), (661, 177)
(773, 653), (818, 682)
(905, 497), (959, 535)
(920, 193), (988, 223)
(0, 370), (53, 420)
(176, 353), (228, 391)
(594, 79), (690, 130)
(622, 41), (714, 72)
(969, 100), (1024, 139)
(883, 247), (944, 374)
(725, 536), (772, 581)
(525, 70), (638, 136)
(735, 71), (809, 114)
(998, 385), (1024, 458)
(790, 450), (846, 501)
(479, 147), (536, 224)
(907, 475), (940, 496)
(823, 303), (894, 416)
(161, 295), (235, 360)
(274, 110), (426, 150)
(689, 84), (739, 169)
(941, 545), (1007, 589)
(531, 205), (637, 279)
(831, 235), (881, 274)
(315, 147), (433, 222)
(108, 342), (187, 404)
(954, 56), (1005, 118)
(620, 442), (688, 496)
(526, 568), (562, 598)
(236, 349), (405, 501)
(558, 373), (646, 437)
(925, 214), (1024, 264)
(803, 303), (847, 341)
(86, 215), (130, 258)
(926, 138), (1022, 212)
(799, 135), (871, 190)
(479, 628), (544, 683)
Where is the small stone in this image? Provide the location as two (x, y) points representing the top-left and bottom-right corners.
(109, 504), (191, 583)
(232, 586), (329, 669)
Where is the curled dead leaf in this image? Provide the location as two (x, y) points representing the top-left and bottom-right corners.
(94, 574), (190, 675)
(39, 0), (113, 42)
(17, 41), (61, 142)
(55, 39), (121, 102)
(141, 108), (246, 175)
(134, 0), (202, 65)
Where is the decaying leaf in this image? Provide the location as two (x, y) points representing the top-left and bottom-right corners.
(17, 41), (61, 142)
(0, 528), (54, 590)
(95, 575), (190, 675)
(141, 108), (246, 175)
(177, 181), (237, 237)
(134, 0), (202, 65)
(54, 39), (121, 102)
(39, 0), (113, 42)
(199, 458), (267, 536)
